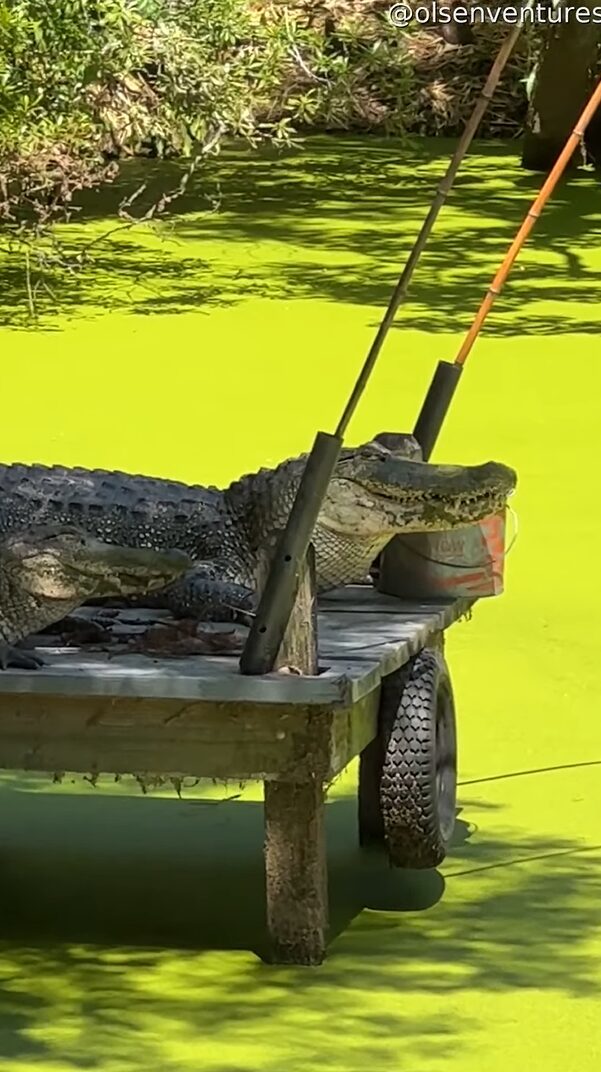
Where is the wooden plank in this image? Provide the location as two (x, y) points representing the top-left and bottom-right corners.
(0, 593), (473, 707)
(316, 601), (469, 701)
(319, 613), (440, 649)
(320, 587), (473, 618)
(0, 687), (378, 783)
(0, 693), (336, 782)
(319, 585), (401, 606)
(327, 690), (379, 777)
(319, 585), (463, 607)
(0, 652), (353, 706)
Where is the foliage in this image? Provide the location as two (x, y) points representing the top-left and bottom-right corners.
(0, 0), (541, 235)
(254, 5), (416, 133)
(252, 2), (535, 137)
(0, 1), (298, 233)
(0, 0), (555, 320)
(0, 0), (302, 316)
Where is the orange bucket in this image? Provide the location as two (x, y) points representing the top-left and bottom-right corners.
(377, 512), (509, 599)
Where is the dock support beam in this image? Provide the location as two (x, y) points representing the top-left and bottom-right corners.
(264, 778), (328, 965)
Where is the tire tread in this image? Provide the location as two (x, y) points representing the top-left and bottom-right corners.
(380, 647), (456, 869)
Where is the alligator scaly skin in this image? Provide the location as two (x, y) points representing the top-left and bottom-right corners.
(0, 524), (191, 668)
(0, 443), (517, 623)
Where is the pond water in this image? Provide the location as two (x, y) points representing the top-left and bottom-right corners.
(0, 137), (600, 1072)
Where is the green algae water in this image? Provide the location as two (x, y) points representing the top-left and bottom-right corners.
(0, 137), (600, 1071)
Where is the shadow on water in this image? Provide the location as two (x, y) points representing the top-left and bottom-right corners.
(0, 783), (444, 954)
(0, 776), (599, 1068)
(1, 136), (599, 332)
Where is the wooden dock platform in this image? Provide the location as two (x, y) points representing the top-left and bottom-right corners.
(0, 586), (472, 963)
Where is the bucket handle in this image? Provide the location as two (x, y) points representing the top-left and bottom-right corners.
(392, 507), (519, 571)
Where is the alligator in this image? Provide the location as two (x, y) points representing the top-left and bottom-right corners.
(0, 440), (517, 626)
(0, 525), (192, 669)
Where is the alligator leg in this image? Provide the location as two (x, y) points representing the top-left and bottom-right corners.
(115, 567), (256, 625)
(263, 778), (328, 965)
(155, 572), (255, 623)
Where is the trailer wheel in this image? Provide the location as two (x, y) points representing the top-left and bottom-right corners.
(380, 647), (457, 869)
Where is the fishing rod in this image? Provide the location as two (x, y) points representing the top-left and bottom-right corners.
(240, 17), (531, 675)
(413, 76), (601, 461)
(335, 5), (534, 435)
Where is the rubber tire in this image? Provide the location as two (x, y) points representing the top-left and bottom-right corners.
(380, 647), (457, 869)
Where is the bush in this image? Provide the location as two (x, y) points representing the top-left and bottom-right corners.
(0, 0), (539, 321)
(0, 0), (296, 236)
(0, 0), (537, 236)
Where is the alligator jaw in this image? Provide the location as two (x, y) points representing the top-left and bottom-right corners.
(320, 458), (517, 537)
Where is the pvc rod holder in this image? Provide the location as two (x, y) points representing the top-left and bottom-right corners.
(413, 361), (463, 461)
(239, 431), (342, 676)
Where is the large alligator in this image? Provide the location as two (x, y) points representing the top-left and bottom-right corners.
(0, 440), (516, 625)
(0, 525), (191, 668)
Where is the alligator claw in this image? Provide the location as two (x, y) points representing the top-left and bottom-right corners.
(0, 644), (45, 671)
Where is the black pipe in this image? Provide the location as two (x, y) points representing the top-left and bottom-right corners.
(413, 361), (464, 461)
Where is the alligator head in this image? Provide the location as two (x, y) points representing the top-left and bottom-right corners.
(319, 441), (517, 538)
(4, 526), (192, 602)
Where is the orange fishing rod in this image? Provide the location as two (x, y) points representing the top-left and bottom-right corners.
(414, 76), (601, 462)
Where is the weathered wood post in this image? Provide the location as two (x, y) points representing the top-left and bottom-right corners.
(257, 539), (328, 965)
(256, 540), (318, 676)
